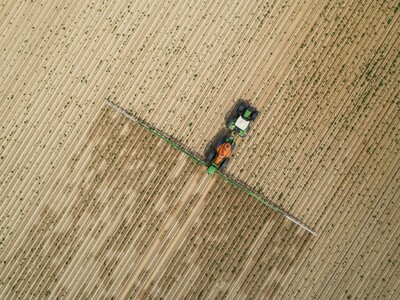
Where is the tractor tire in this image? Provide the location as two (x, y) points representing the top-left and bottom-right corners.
(216, 136), (227, 147)
(237, 104), (246, 114)
(219, 158), (230, 171)
(239, 126), (250, 138)
(250, 111), (258, 121)
(206, 149), (217, 163)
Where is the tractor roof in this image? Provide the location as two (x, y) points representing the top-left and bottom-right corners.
(235, 116), (250, 131)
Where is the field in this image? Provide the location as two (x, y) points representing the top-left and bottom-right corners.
(0, 0), (399, 299)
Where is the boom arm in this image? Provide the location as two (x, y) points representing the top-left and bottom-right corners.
(105, 98), (317, 236)
(105, 98), (207, 167)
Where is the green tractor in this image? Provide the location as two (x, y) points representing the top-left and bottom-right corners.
(206, 134), (236, 175)
(228, 103), (258, 137)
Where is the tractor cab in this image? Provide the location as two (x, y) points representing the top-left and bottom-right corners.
(228, 103), (258, 137)
(206, 134), (236, 174)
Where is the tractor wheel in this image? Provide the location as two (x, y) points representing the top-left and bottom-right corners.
(206, 149), (217, 163)
(237, 104), (246, 114)
(219, 158), (230, 171)
(239, 126), (250, 138)
(250, 111), (259, 121)
(216, 136), (227, 147)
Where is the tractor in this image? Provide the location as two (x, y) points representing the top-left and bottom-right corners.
(228, 103), (258, 137)
(206, 134), (236, 174)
